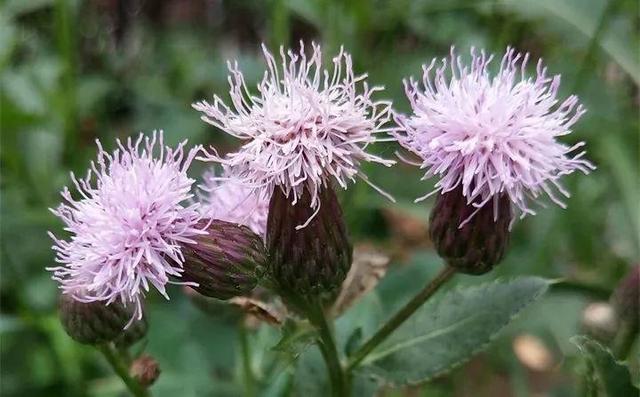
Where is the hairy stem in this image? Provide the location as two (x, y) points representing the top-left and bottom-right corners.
(97, 344), (151, 397)
(347, 265), (456, 371)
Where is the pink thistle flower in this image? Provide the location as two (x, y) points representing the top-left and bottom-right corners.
(47, 131), (206, 323)
(193, 42), (395, 228)
(395, 47), (595, 224)
(199, 168), (269, 238)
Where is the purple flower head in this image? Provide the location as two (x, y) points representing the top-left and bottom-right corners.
(199, 167), (269, 238)
(395, 47), (595, 224)
(193, 42), (395, 228)
(47, 131), (206, 323)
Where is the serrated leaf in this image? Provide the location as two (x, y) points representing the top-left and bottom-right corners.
(362, 277), (550, 385)
(331, 246), (389, 317)
(571, 335), (638, 397)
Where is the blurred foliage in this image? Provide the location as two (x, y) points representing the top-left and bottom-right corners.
(0, 0), (638, 396)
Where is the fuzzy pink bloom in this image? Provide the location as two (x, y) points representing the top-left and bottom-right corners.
(193, 42), (395, 228)
(199, 168), (269, 238)
(395, 47), (595, 223)
(47, 131), (205, 323)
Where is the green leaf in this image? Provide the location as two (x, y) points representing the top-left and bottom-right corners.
(571, 335), (638, 397)
(361, 277), (551, 385)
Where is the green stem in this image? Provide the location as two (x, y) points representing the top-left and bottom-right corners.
(612, 321), (638, 360)
(97, 344), (151, 397)
(551, 280), (612, 300)
(308, 303), (348, 397)
(239, 324), (256, 397)
(347, 266), (456, 371)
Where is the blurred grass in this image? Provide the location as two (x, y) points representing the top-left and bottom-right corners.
(1, 0), (638, 396)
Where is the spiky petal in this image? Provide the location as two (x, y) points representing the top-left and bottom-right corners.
(194, 42), (395, 227)
(199, 168), (269, 238)
(395, 47), (595, 222)
(47, 131), (205, 322)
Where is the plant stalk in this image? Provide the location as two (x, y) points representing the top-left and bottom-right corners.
(612, 321), (638, 360)
(239, 324), (257, 397)
(97, 344), (151, 397)
(308, 303), (348, 397)
(347, 265), (456, 371)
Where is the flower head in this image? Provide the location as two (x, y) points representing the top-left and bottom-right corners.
(48, 131), (205, 322)
(395, 47), (595, 223)
(194, 42), (394, 227)
(199, 168), (269, 238)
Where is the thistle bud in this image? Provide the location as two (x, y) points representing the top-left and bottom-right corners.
(114, 313), (148, 348)
(429, 186), (511, 274)
(611, 265), (639, 332)
(59, 294), (131, 345)
(130, 355), (160, 387)
(267, 185), (352, 307)
(181, 220), (266, 300)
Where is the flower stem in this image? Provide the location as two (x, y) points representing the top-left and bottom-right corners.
(97, 344), (151, 397)
(347, 265), (456, 371)
(612, 321), (638, 360)
(239, 324), (257, 397)
(308, 303), (348, 397)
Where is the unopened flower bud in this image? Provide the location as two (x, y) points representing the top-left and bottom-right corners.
(130, 354), (160, 387)
(181, 220), (266, 300)
(429, 186), (511, 274)
(267, 185), (352, 307)
(114, 313), (148, 348)
(611, 266), (639, 331)
(59, 294), (131, 345)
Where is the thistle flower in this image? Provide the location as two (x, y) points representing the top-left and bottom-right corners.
(199, 168), (269, 238)
(395, 47), (595, 223)
(47, 131), (205, 322)
(193, 42), (395, 228)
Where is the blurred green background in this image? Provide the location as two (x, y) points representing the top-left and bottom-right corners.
(1, 0), (638, 396)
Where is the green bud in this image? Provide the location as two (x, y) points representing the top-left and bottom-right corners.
(181, 220), (266, 300)
(429, 186), (511, 274)
(59, 294), (131, 345)
(267, 185), (352, 307)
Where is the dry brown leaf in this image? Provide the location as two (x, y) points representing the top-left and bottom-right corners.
(382, 207), (428, 246)
(229, 296), (286, 326)
(331, 245), (390, 317)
